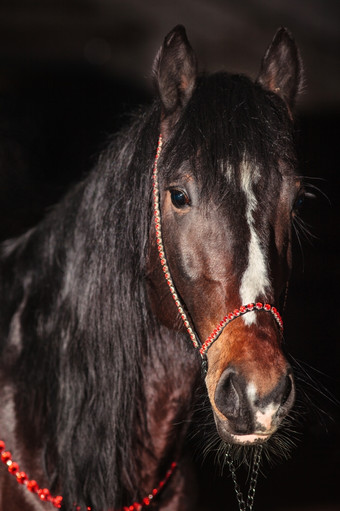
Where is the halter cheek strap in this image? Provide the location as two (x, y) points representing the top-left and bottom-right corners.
(152, 135), (283, 367)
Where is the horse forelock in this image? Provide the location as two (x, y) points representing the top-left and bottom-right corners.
(162, 72), (296, 188)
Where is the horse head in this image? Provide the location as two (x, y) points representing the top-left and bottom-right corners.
(148, 26), (303, 445)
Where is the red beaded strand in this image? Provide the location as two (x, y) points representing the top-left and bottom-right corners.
(121, 462), (177, 511)
(199, 302), (283, 356)
(0, 440), (63, 508)
(0, 439), (177, 510)
(152, 135), (284, 359)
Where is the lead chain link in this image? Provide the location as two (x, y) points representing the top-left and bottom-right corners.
(225, 445), (263, 511)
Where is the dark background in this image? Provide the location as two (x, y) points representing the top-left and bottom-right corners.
(0, 1), (339, 510)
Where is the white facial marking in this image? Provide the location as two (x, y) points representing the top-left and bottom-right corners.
(246, 382), (280, 433)
(246, 382), (257, 403)
(239, 160), (270, 325)
(255, 403), (279, 431)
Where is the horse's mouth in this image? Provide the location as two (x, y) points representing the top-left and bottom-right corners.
(228, 432), (271, 445)
(215, 418), (275, 445)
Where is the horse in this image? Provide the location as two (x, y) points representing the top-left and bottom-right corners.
(0, 25), (304, 511)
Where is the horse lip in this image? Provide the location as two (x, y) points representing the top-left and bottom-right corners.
(228, 432), (271, 445)
(214, 415), (275, 445)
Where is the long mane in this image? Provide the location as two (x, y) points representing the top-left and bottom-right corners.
(0, 101), (162, 509)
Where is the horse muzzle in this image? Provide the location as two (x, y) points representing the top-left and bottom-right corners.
(212, 366), (295, 444)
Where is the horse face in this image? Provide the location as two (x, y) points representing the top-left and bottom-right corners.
(151, 26), (303, 445)
(158, 162), (297, 444)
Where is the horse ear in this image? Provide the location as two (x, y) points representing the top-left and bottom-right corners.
(153, 25), (197, 116)
(257, 27), (303, 112)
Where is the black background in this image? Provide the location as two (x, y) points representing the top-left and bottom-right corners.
(0, 1), (339, 509)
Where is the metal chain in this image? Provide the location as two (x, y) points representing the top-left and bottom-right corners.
(225, 445), (263, 511)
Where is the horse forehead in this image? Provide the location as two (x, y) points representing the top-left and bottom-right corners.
(178, 161), (269, 269)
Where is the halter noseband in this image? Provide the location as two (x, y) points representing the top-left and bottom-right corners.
(152, 135), (283, 368)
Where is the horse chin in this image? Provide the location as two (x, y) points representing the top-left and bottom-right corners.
(215, 418), (274, 445)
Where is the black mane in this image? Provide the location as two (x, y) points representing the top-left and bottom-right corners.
(0, 102), (163, 509)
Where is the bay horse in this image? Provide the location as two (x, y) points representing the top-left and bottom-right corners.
(0, 25), (303, 511)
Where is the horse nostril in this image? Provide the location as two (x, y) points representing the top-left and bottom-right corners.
(215, 371), (241, 421)
(223, 375), (240, 419)
(214, 369), (253, 434)
(280, 374), (293, 406)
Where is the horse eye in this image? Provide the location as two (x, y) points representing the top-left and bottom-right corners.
(293, 193), (305, 212)
(170, 189), (190, 208)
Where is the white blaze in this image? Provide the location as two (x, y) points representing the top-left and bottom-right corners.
(239, 162), (270, 325)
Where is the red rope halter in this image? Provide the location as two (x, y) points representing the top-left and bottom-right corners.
(152, 135), (283, 363)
